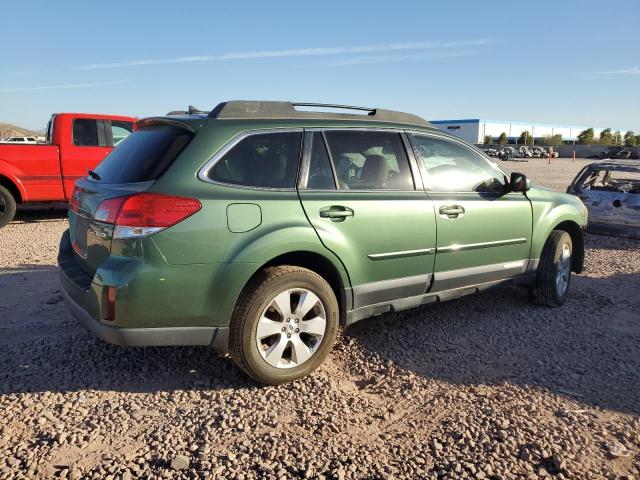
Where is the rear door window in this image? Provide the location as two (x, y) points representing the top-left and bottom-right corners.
(93, 126), (192, 183)
(323, 130), (414, 190)
(72, 119), (100, 146)
(207, 131), (302, 188)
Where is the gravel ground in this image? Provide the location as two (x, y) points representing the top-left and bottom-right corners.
(1, 161), (639, 480)
(501, 157), (593, 193)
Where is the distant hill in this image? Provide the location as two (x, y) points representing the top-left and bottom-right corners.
(0, 122), (42, 140)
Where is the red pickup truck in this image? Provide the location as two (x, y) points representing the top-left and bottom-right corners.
(0, 112), (136, 227)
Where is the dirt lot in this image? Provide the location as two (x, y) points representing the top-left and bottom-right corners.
(1, 158), (639, 480)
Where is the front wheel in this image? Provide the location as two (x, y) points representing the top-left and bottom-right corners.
(0, 185), (17, 228)
(532, 230), (573, 307)
(229, 266), (339, 385)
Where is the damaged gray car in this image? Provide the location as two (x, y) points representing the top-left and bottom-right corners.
(568, 160), (640, 239)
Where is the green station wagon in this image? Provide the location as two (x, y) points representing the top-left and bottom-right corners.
(58, 101), (588, 384)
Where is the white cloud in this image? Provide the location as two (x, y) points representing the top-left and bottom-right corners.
(0, 81), (123, 93)
(75, 39), (490, 70)
(580, 66), (640, 76)
(324, 51), (473, 67)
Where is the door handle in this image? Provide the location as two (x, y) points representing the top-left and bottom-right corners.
(439, 205), (465, 218)
(319, 206), (354, 221)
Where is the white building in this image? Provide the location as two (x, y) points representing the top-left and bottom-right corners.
(429, 119), (630, 144)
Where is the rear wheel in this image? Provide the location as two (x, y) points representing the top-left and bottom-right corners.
(532, 230), (573, 307)
(0, 185), (17, 228)
(229, 266), (339, 385)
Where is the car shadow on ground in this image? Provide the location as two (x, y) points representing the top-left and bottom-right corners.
(0, 265), (252, 396)
(344, 270), (640, 416)
(12, 203), (68, 223)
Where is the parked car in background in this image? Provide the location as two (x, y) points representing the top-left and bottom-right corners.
(615, 148), (639, 160)
(58, 100), (588, 385)
(0, 112), (135, 227)
(518, 146), (533, 158)
(498, 146), (528, 161)
(0, 136), (38, 144)
(530, 146), (547, 158)
(568, 160), (640, 239)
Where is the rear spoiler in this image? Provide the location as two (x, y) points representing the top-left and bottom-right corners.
(134, 117), (196, 133)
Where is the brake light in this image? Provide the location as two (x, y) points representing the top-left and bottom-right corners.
(94, 197), (127, 223)
(69, 186), (81, 213)
(95, 193), (201, 239)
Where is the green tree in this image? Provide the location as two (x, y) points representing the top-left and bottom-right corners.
(635, 134), (640, 146)
(599, 128), (613, 145)
(518, 130), (533, 145)
(612, 131), (623, 145)
(577, 128), (595, 144)
(483, 135), (493, 144)
(497, 132), (508, 145)
(624, 131), (636, 146)
(540, 134), (563, 146)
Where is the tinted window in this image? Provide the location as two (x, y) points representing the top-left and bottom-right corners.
(323, 131), (413, 190)
(411, 134), (507, 193)
(111, 120), (133, 146)
(208, 131), (301, 188)
(93, 126), (192, 183)
(304, 133), (336, 190)
(73, 119), (99, 146)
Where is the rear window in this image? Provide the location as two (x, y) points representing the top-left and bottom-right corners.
(207, 131), (302, 188)
(93, 126), (192, 184)
(73, 119), (100, 146)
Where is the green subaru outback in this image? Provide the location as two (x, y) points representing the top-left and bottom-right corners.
(58, 101), (588, 384)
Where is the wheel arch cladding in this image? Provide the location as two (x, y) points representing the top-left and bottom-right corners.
(244, 250), (350, 325)
(552, 220), (584, 274)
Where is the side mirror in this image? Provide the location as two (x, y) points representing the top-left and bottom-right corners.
(510, 172), (530, 192)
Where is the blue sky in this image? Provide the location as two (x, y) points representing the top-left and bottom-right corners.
(1, 0), (638, 131)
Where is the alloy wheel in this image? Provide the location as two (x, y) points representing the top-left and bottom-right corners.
(555, 243), (571, 296)
(255, 288), (327, 369)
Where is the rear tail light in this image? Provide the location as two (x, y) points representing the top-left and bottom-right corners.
(69, 186), (81, 214)
(95, 193), (201, 239)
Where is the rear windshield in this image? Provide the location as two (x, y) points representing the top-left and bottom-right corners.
(93, 126), (192, 183)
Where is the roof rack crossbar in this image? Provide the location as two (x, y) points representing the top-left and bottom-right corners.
(207, 101), (430, 127)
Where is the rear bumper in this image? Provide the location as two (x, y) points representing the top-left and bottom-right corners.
(57, 229), (230, 352)
(59, 281), (229, 352)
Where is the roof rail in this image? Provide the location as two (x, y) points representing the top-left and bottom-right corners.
(207, 101), (430, 127)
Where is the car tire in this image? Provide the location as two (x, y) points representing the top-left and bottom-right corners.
(0, 185), (17, 228)
(229, 266), (339, 385)
(532, 230), (573, 307)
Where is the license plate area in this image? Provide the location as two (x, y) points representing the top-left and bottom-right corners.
(72, 216), (89, 258)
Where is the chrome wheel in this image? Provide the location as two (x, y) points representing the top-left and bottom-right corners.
(555, 243), (571, 296)
(255, 288), (327, 369)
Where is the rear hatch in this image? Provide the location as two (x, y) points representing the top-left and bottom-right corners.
(69, 118), (198, 277)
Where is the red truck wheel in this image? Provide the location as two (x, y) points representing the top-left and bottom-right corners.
(0, 185), (17, 228)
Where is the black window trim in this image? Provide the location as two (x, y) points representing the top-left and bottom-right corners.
(406, 129), (512, 196)
(197, 128), (304, 191)
(299, 127), (420, 192)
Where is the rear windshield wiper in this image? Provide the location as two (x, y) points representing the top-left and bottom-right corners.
(87, 169), (101, 181)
